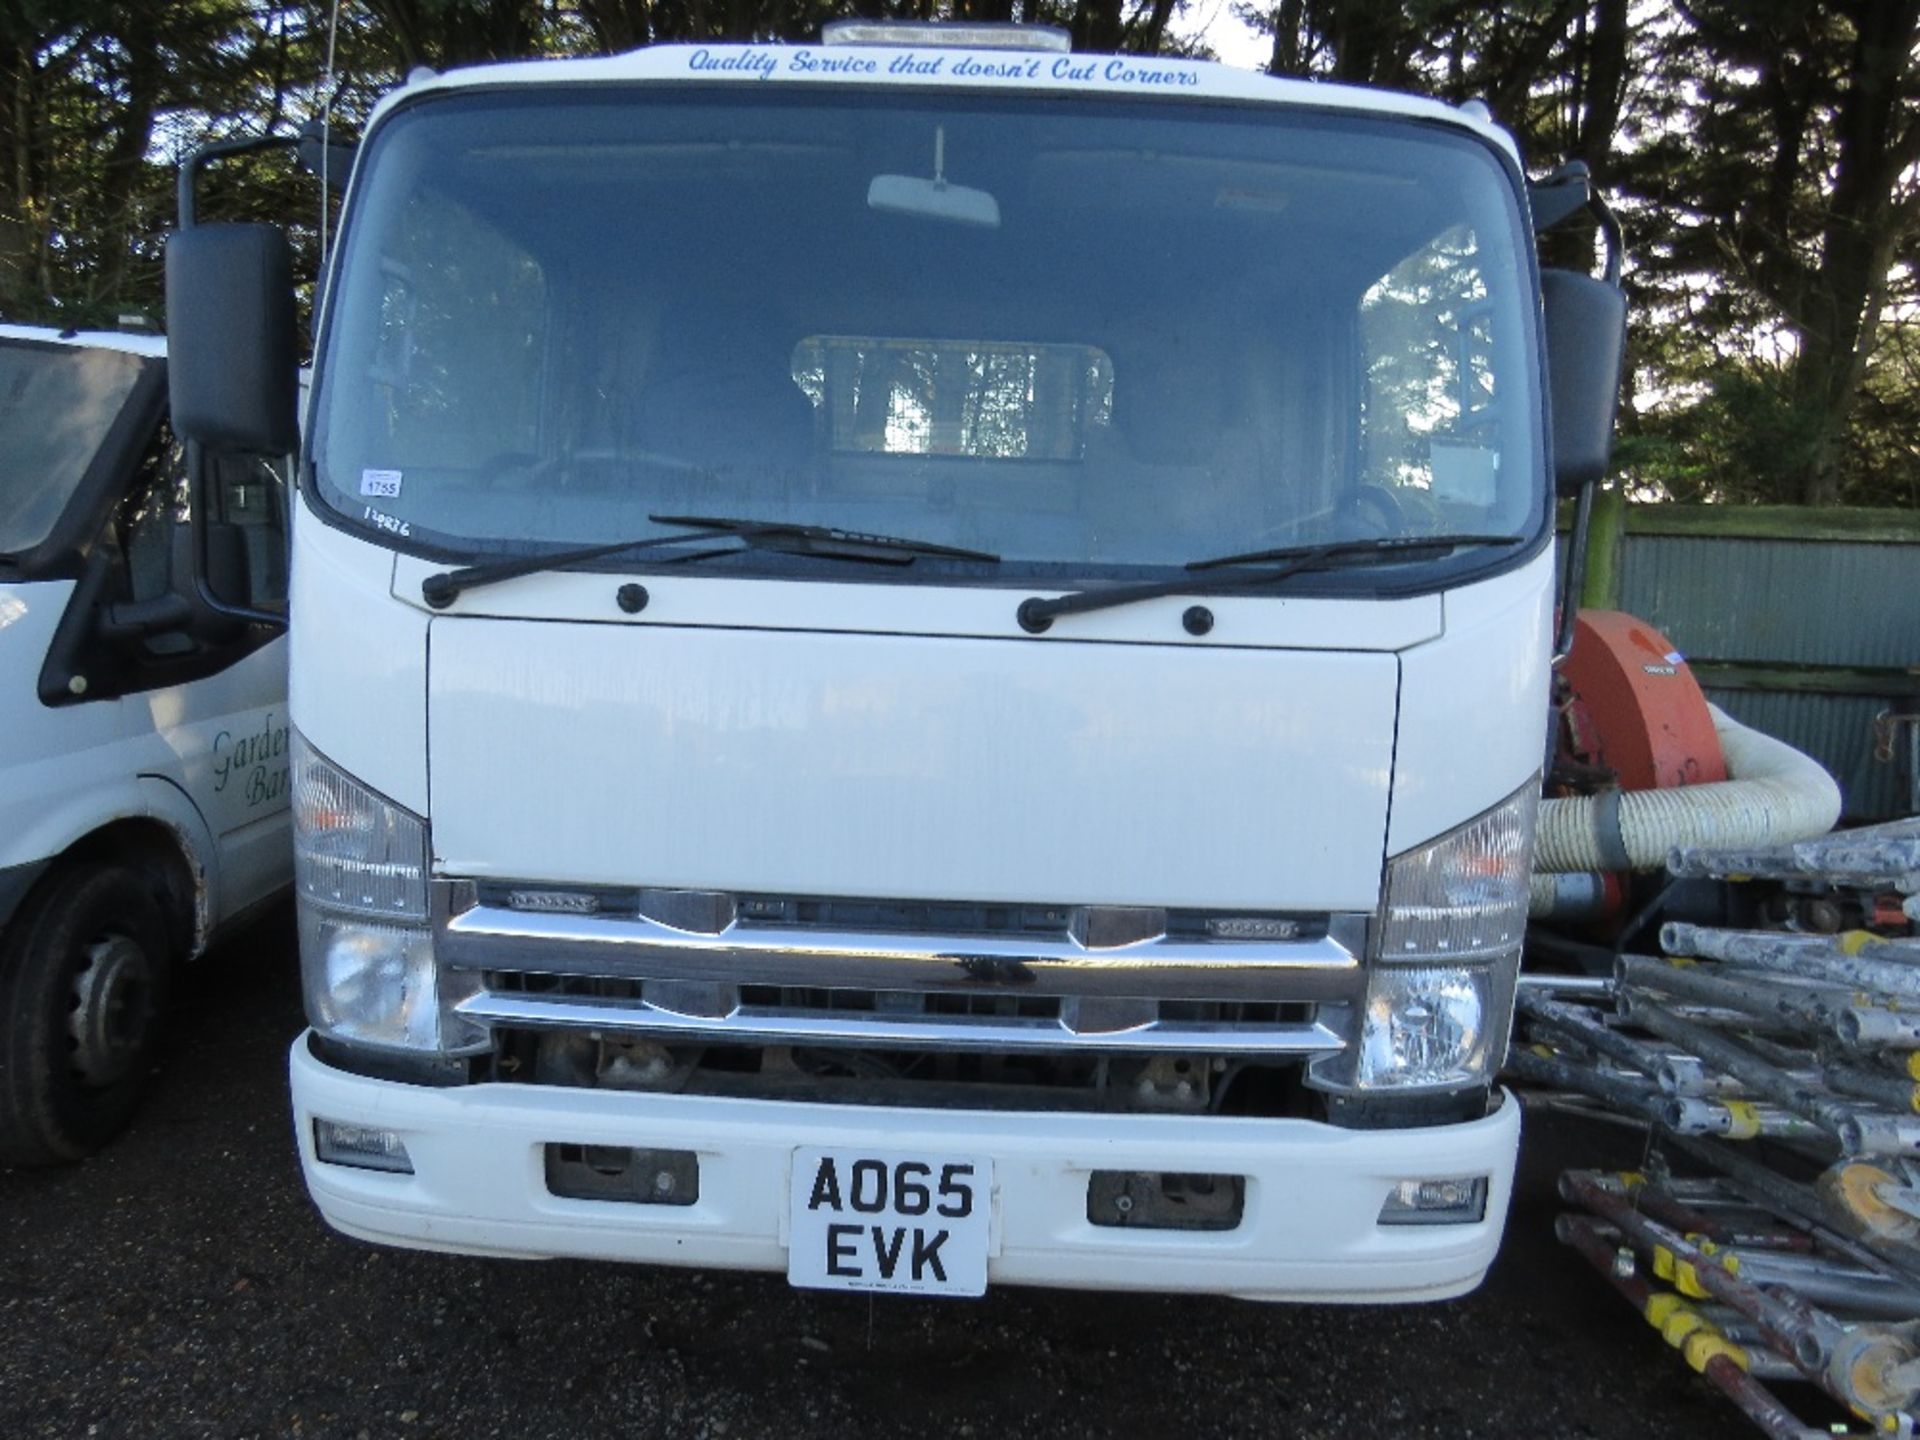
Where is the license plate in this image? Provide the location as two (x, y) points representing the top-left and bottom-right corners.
(787, 1147), (991, 1297)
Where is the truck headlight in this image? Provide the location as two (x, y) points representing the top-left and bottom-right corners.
(1358, 965), (1500, 1089)
(1341, 780), (1537, 1091)
(293, 732), (483, 1054)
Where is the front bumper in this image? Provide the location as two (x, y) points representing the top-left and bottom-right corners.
(290, 1034), (1520, 1303)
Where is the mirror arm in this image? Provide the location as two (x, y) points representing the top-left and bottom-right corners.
(296, 118), (356, 194)
(1554, 478), (1597, 663)
(1589, 188), (1623, 287)
(1530, 161), (1624, 287)
(177, 133), (298, 230)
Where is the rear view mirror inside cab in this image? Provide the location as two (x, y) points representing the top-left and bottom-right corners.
(868, 125), (1000, 228)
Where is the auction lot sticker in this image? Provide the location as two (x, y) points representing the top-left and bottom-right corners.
(788, 1148), (991, 1297)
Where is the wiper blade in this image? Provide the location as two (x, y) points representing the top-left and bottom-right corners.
(420, 515), (998, 609)
(1187, 533), (1524, 572)
(650, 514), (1001, 564)
(1015, 534), (1525, 633)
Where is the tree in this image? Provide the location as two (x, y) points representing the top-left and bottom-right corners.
(0, 2), (327, 327)
(1679, 1), (1920, 505)
(1598, 3), (1920, 506)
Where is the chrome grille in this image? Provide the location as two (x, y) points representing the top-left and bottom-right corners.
(440, 881), (1362, 1057)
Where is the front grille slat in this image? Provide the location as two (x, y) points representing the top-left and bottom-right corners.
(440, 904), (1362, 1003)
(458, 990), (1345, 1055)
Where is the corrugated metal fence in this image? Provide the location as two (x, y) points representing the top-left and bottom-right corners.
(1575, 504), (1920, 821)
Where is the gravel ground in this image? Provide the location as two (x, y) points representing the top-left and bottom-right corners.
(1, 907), (1789, 1439)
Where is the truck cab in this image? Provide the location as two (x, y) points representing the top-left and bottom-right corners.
(167, 25), (1624, 1299)
(0, 324), (292, 1165)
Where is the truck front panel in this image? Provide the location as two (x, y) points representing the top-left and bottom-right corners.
(425, 616), (1398, 909)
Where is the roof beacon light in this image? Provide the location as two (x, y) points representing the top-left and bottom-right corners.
(821, 20), (1072, 52)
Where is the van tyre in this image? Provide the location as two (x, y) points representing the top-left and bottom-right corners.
(0, 865), (173, 1167)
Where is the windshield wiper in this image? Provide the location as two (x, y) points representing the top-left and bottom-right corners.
(1015, 534), (1526, 633)
(420, 514), (997, 608)
(649, 514), (1001, 564)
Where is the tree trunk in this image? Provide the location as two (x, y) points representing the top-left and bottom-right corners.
(1575, 0), (1629, 175)
(95, 8), (161, 313)
(1263, 0), (1308, 76)
(1783, 0), (1920, 504)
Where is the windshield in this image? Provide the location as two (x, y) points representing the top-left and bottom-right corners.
(0, 340), (146, 557)
(313, 87), (1542, 584)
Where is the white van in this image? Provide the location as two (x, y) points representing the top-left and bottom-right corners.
(167, 24), (1625, 1300)
(0, 324), (290, 1164)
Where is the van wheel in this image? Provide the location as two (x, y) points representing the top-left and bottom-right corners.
(0, 865), (173, 1167)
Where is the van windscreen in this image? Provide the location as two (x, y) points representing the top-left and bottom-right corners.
(0, 340), (145, 559)
(312, 88), (1542, 586)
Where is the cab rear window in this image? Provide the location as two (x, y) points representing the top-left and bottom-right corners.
(791, 337), (1112, 461)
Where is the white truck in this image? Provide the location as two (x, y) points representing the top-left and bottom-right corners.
(0, 324), (290, 1165)
(166, 23), (1625, 1299)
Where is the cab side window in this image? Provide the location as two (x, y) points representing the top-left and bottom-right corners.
(1357, 222), (1509, 527)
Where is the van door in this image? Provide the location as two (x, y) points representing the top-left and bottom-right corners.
(80, 426), (292, 929)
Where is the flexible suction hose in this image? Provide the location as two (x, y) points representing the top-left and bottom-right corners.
(1533, 705), (1841, 886)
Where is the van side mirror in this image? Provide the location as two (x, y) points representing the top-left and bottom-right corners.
(1541, 268), (1627, 498)
(165, 223), (298, 455)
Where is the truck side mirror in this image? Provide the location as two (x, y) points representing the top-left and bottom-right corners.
(165, 223), (299, 455)
(1541, 268), (1626, 497)
(174, 522), (252, 644)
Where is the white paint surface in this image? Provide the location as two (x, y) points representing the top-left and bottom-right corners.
(425, 612), (1400, 910)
